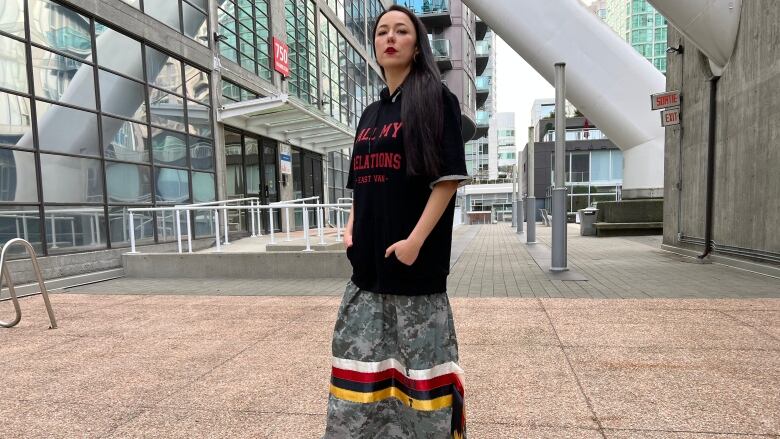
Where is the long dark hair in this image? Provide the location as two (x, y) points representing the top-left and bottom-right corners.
(372, 5), (443, 177)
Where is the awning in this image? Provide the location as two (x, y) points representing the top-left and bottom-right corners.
(218, 94), (355, 154)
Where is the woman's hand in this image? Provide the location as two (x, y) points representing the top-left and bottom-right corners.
(344, 227), (353, 248)
(385, 238), (422, 266)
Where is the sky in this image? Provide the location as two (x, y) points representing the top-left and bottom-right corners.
(494, 0), (594, 136)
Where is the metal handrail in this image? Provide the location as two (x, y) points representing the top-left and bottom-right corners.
(127, 201), (352, 254)
(0, 238), (58, 329)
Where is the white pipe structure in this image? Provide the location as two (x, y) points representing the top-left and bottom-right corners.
(647, 0), (742, 76)
(462, 0), (666, 198)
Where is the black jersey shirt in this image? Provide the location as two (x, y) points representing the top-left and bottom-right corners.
(345, 83), (470, 296)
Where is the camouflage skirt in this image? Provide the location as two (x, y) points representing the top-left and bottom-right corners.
(324, 281), (466, 439)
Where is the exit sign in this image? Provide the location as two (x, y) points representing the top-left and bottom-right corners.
(661, 107), (681, 126)
(651, 90), (681, 110)
(272, 37), (289, 77)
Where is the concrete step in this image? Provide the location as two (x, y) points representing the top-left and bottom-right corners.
(0, 268), (125, 300)
(123, 252), (350, 279)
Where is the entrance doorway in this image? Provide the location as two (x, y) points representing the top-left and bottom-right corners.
(224, 129), (280, 233)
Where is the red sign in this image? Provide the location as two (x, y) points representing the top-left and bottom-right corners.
(272, 37), (289, 77)
(661, 107), (681, 126)
(651, 90), (681, 110)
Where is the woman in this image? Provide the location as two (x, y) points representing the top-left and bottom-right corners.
(324, 5), (469, 439)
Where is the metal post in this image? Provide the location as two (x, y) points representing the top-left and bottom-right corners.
(222, 207), (229, 245)
(175, 209), (182, 254)
(250, 200), (256, 237)
(511, 169), (518, 228)
(213, 209), (221, 252)
(336, 206), (342, 241)
(186, 209), (192, 253)
(302, 206), (312, 251)
(318, 207), (325, 245)
(269, 208), (276, 244)
(551, 62), (568, 272)
(526, 126), (537, 244)
(22, 216), (29, 241)
(129, 212), (137, 253)
(516, 164), (524, 234)
(285, 207), (291, 241)
(316, 204), (322, 238)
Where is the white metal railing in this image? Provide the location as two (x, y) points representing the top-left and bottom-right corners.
(127, 197), (352, 254)
(0, 238), (58, 329)
(543, 128), (607, 142)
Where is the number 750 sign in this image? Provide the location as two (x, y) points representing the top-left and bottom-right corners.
(272, 37), (290, 77)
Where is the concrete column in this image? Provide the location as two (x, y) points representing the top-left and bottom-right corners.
(551, 63), (568, 272)
(209, 0), (227, 202)
(526, 126), (536, 244)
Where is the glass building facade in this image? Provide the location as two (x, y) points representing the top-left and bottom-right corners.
(604, 0), (668, 73)
(0, 0), (389, 257)
(0, 0), (215, 256)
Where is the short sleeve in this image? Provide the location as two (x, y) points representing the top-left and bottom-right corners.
(430, 87), (471, 189)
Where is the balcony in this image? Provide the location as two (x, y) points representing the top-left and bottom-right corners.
(542, 129), (607, 142)
(476, 40), (490, 75)
(430, 38), (452, 71)
(398, 0), (451, 27)
(473, 110), (490, 139)
(475, 17), (488, 40)
(475, 75), (490, 107)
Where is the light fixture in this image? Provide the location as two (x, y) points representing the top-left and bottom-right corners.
(666, 45), (684, 54)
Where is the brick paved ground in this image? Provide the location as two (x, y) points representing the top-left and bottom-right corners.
(68, 223), (780, 299)
(2, 223), (778, 438)
(1, 294), (777, 438)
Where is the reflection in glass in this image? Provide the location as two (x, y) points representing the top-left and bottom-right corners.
(106, 162), (151, 203)
(184, 64), (210, 104)
(1, 35), (29, 93)
(145, 1), (181, 32)
(43, 205), (106, 253)
(155, 207), (188, 242)
(108, 206), (153, 247)
(149, 87), (186, 132)
(0, 91), (32, 149)
(28, 0), (91, 59)
(186, 100), (211, 137)
(151, 128), (187, 167)
(0, 148), (38, 202)
(40, 154), (103, 203)
(36, 101), (99, 156)
(146, 47), (183, 95)
(244, 137), (259, 194)
(0, 206), (43, 256)
(0, 0), (24, 39)
(189, 137), (214, 171)
(31, 46), (96, 109)
(263, 140), (278, 200)
(192, 171), (215, 203)
(155, 167), (189, 203)
(95, 23), (144, 80)
(102, 115), (149, 162)
(98, 69), (146, 121)
(225, 132), (243, 197)
(183, 2), (209, 46)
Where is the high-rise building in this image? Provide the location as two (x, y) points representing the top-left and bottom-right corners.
(465, 16), (494, 181)
(603, 0), (668, 73)
(397, 0), (479, 137)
